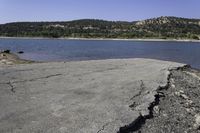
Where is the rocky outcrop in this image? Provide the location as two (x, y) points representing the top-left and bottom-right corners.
(0, 52), (33, 65)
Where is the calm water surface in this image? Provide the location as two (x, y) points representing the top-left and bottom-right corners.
(0, 38), (200, 69)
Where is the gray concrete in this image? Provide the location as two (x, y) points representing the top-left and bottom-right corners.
(0, 59), (184, 133)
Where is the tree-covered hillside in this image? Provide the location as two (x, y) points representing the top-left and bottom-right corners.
(0, 16), (200, 40)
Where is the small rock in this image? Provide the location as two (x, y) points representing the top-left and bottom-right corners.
(145, 90), (150, 94)
(2, 50), (10, 53)
(175, 91), (189, 100)
(170, 78), (175, 83)
(163, 113), (168, 117)
(187, 100), (193, 104)
(153, 106), (160, 114)
(194, 114), (200, 130)
(179, 90), (184, 94)
(171, 84), (175, 88)
(186, 108), (193, 114)
(18, 51), (24, 54)
(175, 91), (181, 97)
(185, 100), (193, 107)
(0, 53), (6, 57)
(180, 94), (189, 100)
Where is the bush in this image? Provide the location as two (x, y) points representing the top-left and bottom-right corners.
(192, 35), (199, 40)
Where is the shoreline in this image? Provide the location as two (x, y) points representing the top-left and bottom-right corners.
(0, 51), (35, 65)
(0, 51), (181, 65)
(0, 36), (200, 43)
(1, 52), (199, 70)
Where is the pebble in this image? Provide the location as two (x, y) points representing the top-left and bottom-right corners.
(153, 106), (160, 114)
(171, 84), (175, 88)
(175, 91), (181, 97)
(0, 53), (6, 57)
(163, 113), (168, 117)
(194, 114), (200, 130)
(174, 91), (189, 100)
(170, 78), (175, 84)
(179, 90), (184, 94)
(186, 108), (193, 114)
(180, 94), (189, 100)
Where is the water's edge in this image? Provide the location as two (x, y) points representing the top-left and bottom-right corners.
(1, 36), (200, 43)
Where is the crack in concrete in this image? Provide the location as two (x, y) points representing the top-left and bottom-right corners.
(0, 74), (62, 93)
(0, 69), (35, 75)
(118, 65), (189, 133)
(118, 92), (164, 133)
(8, 81), (15, 93)
(129, 80), (146, 109)
(0, 81), (16, 93)
(97, 122), (110, 133)
(72, 67), (120, 78)
(130, 80), (145, 101)
(7, 74), (62, 84)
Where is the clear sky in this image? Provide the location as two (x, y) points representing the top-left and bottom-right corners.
(0, 0), (200, 24)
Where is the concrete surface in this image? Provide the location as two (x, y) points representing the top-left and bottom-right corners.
(0, 59), (184, 133)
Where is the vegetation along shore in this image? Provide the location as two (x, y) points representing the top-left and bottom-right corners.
(0, 16), (200, 40)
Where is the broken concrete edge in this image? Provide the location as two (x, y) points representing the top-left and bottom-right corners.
(117, 64), (191, 133)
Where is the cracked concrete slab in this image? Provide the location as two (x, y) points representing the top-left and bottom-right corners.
(0, 58), (184, 133)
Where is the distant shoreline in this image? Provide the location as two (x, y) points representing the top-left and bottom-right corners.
(0, 36), (200, 43)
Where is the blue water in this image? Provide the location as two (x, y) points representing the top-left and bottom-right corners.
(0, 38), (200, 69)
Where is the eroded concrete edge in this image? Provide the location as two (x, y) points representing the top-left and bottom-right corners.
(117, 65), (190, 133)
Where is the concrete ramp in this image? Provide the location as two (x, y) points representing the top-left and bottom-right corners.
(0, 59), (184, 133)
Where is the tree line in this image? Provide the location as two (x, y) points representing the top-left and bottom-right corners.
(0, 17), (200, 40)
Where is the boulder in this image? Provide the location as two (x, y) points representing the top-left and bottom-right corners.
(2, 50), (10, 53)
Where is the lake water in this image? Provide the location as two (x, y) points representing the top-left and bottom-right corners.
(0, 38), (200, 69)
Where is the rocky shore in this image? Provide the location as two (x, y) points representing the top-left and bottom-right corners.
(0, 51), (34, 65)
(0, 53), (200, 133)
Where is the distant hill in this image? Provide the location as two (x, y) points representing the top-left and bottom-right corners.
(0, 16), (200, 40)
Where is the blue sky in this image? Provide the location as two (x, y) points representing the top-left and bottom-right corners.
(0, 0), (200, 24)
